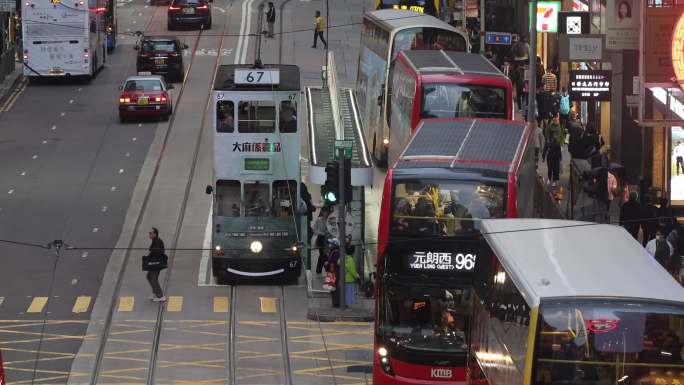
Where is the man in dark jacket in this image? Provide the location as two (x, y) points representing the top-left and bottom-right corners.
(266, 2), (276, 38)
(620, 192), (642, 240)
(641, 195), (658, 246)
(146, 227), (166, 302)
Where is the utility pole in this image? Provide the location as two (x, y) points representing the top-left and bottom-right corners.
(479, 0), (485, 53)
(337, 146), (346, 310)
(527, 0), (538, 127)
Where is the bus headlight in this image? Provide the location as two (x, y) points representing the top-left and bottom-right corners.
(250, 240), (263, 254)
(377, 346), (393, 374)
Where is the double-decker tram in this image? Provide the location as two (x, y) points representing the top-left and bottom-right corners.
(373, 118), (535, 384)
(387, 50), (513, 165)
(473, 219), (684, 385)
(207, 64), (302, 285)
(356, 9), (468, 166)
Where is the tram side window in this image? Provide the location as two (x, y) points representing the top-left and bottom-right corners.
(216, 180), (241, 217)
(273, 180), (297, 217)
(216, 101), (235, 133)
(238, 101), (276, 133)
(279, 101), (297, 133)
(245, 182), (270, 216)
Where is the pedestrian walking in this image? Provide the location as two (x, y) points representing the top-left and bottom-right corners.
(542, 67), (557, 93)
(312, 11), (327, 49)
(620, 192), (642, 240)
(312, 207), (331, 274)
(657, 197), (676, 235)
(532, 124), (544, 165)
(645, 228), (673, 269)
(344, 244), (360, 308)
(544, 113), (564, 146)
(543, 136), (562, 187)
(559, 87), (570, 130)
(265, 2), (276, 38)
(144, 227), (167, 302)
(326, 238), (341, 308)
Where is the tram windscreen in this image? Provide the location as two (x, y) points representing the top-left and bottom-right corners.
(216, 180), (241, 217)
(238, 100), (275, 133)
(391, 180), (505, 236)
(379, 281), (470, 354)
(245, 182), (270, 216)
(535, 299), (684, 385)
(421, 84), (506, 119)
(392, 28), (466, 60)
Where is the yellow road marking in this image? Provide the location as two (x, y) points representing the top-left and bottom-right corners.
(0, 80), (27, 113)
(26, 297), (48, 313)
(213, 296), (229, 313)
(72, 295), (91, 313)
(118, 296), (134, 312)
(259, 297), (277, 313)
(167, 296), (183, 312)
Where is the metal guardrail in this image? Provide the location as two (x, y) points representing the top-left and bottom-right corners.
(0, 46), (15, 83)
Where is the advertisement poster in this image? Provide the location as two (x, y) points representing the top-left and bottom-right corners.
(671, 127), (684, 203)
(356, 47), (387, 147)
(606, 0), (640, 50)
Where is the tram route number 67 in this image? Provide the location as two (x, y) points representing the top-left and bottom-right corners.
(234, 69), (280, 85)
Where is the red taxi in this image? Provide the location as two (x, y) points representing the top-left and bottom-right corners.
(118, 75), (174, 122)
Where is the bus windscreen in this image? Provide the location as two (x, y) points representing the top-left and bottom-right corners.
(421, 84), (506, 119)
(392, 28), (467, 60)
(391, 181), (505, 237)
(536, 299), (684, 385)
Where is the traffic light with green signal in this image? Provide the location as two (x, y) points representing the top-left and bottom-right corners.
(322, 161), (339, 205)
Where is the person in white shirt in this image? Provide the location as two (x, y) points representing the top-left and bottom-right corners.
(645, 228), (673, 269)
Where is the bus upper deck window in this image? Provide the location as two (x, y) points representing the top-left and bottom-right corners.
(217, 101), (234, 133)
(238, 101), (275, 133)
(279, 101), (297, 133)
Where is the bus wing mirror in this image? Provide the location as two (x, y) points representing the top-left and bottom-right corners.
(205, 185), (213, 194)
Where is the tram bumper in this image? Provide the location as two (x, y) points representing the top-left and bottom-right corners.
(212, 256), (301, 284)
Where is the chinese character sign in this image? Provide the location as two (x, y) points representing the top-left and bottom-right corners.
(568, 70), (612, 101)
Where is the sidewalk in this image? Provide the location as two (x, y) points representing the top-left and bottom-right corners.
(0, 62), (23, 107)
(305, 269), (374, 322)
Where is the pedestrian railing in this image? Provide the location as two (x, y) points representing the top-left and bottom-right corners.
(0, 46), (16, 83)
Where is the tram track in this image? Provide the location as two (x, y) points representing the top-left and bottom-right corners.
(87, 0), (235, 383)
(228, 285), (293, 385)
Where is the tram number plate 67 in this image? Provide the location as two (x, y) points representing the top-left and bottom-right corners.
(234, 69), (280, 85)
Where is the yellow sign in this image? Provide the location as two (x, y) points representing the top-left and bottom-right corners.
(392, 4), (424, 13)
(49, 0), (61, 5)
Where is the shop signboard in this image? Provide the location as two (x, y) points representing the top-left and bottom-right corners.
(606, 0), (640, 50)
(485, 32), (512, 45)
(573, 0), (589, 12)
(568, 70), (611, 101)
(644, 7), (681, 84)
(559, 35), (603, 62)
(530, 1), (561, 33)
(558, 12), (590, 35)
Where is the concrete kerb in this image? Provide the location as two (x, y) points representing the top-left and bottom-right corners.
(66, 120), (168, 385)
(0, 63), (23, 108)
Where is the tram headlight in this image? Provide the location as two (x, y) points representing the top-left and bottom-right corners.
(377, 346), (393, 375)
(214, 245), (224, 257)
(287, 244), (300, 257)
(382, 138), (390, 146)
(250, 240), (263, 254)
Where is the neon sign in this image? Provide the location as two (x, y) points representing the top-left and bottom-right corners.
(672, 11), (684, 93)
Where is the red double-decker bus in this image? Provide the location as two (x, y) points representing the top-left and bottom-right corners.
(373, 118), (535, 385)
(385, 50), (513, 167)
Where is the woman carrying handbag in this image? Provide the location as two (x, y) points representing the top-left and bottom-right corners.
(143, 227), (168, 302)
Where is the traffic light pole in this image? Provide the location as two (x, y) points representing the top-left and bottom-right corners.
(337, 146), (346, 310)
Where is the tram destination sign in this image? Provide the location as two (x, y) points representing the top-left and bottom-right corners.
(234, 69), (280, 85)
(244, 158), (270, 171)
(407, 251), (476, 272)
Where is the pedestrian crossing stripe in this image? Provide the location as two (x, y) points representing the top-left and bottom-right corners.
(259, 297), (277, 313)
(118, 296), (134, 312)
(213, 296), (229, 313)
(167, 296), (183, 312)
(72, 296), (91, 313)
(26, 297), (48, 313)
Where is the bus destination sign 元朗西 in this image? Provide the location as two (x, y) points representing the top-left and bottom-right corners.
(408, 251), (476, 272)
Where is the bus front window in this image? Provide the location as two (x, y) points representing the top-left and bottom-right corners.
(536, 300), (684, 385)
(391, 27), (466, 60)
(391, 181), (505, 237)
(421, 84), (506, 119)
(380, 283), (471, 355)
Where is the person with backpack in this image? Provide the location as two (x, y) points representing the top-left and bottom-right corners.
(344, 245), (360, 308)
(645, 228), (673, 270)
(559, 87), (570, 130)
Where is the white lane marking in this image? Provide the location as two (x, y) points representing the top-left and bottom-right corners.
(132, 20), (137, 24)
(60, 112), (65, 116)
(92, 227), (99, 233)
(234, 0), (248, 64)
(78, 88), (82, 92)
(101, 206), (108, 212)
(20, 171), (26, 176)
(127, 28), (131, 32)
(51, 125), (56, 130)
(32, 155), (37, 159)
(125, 152), (131, 157)
(81, 252), (88, 258)
(111, 186), (117, 192)
(138, 12), (142, 16)
(71, 278), (78, 285)
(7, 189), (13, 194)
(118, 168), (124, 174)
(241, 0), (255, 64)
(69, 99), (74, 104)
(198, 209), (213, 286)
(144, 4), (148, 7)
(138, 123), (142, 127)
(132, 137), (137, 142)
(214, 5), (225, 12)
(42, 140), (47, 144)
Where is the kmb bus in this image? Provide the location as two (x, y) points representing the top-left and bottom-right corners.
(356, 9), (468, 166)
(473, 218), (684, 385)
(387, 50), (513, 166)
(373, 118), (535, 385)
(206, 64), (303, 284)
(22, 0), (107, 78)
